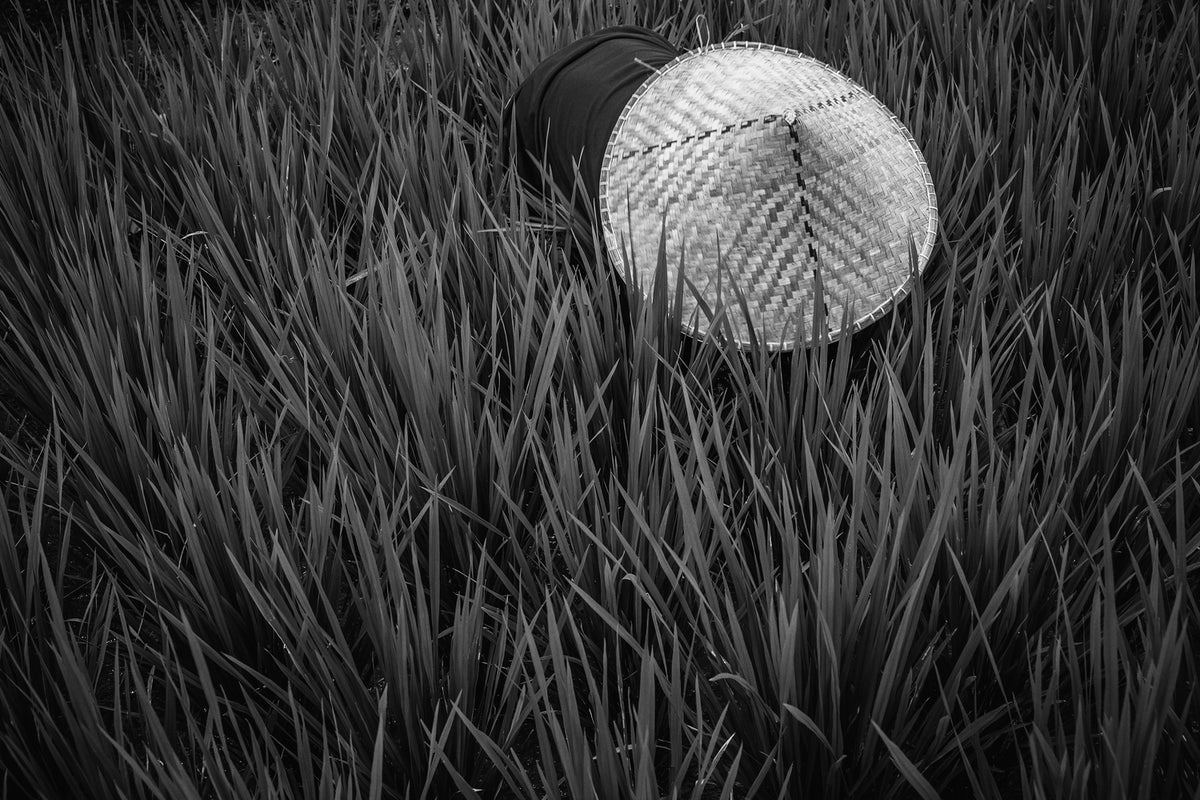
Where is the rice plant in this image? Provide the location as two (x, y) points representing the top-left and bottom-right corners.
(1, 0), (1197, 797)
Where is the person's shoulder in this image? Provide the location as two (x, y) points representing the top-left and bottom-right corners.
(582, 25), (676, 49)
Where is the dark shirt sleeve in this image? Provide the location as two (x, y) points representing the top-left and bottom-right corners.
(503, 26), (682, 221)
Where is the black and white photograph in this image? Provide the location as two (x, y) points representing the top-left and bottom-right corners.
(1, 1), (1197, 797)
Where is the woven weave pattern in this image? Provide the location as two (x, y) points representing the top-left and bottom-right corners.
(598, 44), (938, 348)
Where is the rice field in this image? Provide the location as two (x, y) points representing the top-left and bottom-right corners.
(0, 0), (1197, 797)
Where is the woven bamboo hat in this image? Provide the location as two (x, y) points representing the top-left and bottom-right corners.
(598, 42), (938, 349)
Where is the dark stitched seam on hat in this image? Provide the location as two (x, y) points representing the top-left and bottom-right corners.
(786, 121), (819, 262)
(616, 92), (855, 159)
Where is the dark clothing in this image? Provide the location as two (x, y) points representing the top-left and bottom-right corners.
(503, 26), (681, 221)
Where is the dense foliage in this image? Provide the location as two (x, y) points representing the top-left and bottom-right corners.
(1, 0), (1197, 797)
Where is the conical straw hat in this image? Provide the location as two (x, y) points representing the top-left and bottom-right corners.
(598, 42), (938, 349)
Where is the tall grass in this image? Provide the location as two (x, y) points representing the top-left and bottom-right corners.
(1, 0), (1197, 797)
